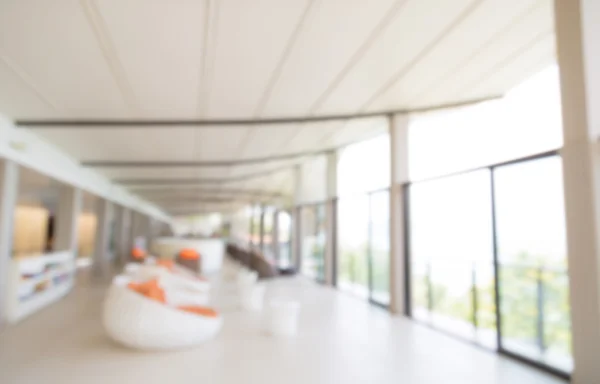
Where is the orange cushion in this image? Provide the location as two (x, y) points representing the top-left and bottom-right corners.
(128, 279), (166, 303)
(131, 247), (146, 260)
(179, 248), (200, 260)
(157, 259), (174, 271)
(178, 305), (218, 318)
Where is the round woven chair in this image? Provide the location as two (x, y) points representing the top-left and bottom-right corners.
(103, 276), (222, 350)
(124, 264), (211, 293)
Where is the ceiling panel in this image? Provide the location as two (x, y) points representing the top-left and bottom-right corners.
(0, 59), (58, 118)
(459, 34), (556, 102)
(314, 0), (479, 115)
(31, 128), (197, 161)
(0, 0), (128, 118)
(260, 0), (397, 117)
(324, 117), (388, 148)
(97, 167), (231, 180)
(276, 121), (342, 154)
(225, 160), (299, 178)
(193, 128), (249, 160)
(206, 0), (312, 118)
(366, 0), (542, 112)
(96, 160), (298, 181)
(237, 125), (301, 158)
(408, 1), (554, 108)
(94, 0), (205, 118)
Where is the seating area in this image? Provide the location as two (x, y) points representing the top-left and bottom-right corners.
(103, 258), (220, 351)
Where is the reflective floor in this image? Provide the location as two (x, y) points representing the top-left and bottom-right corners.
(0, 263), (566, 384)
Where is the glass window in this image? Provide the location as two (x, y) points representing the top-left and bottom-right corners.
(277, 210), (292, 268)
(262, 206), (275, 260)
(337, 195), (370, 298)
(409, 66), (562, 180)
(409, 170), (496, 348)
(338, 134), (390, 196)
(369, 190), (390, 305)
(301, 204), (326, 281)
(249, 205), (261, 247)
(494, 156), (572, 373)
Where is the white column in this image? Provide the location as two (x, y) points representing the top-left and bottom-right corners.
(291, 165), (302, 270)
(325, 150), (338, 286)
(92, 199), (113, 277)
(272, 209), (280, 261)
(54, 186), (82, 255)
(146, 216), (155, 254)
(389, 114), (410, 315)
(259, 205), (265, 251)
(0, 160), (19, 326)
(555, 1), (600, 381)
(115, 206), (131, 265)
(130, 212), (145, 250)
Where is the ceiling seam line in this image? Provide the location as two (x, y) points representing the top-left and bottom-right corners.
(409, 0), (549, 106)
(198, 0), (220, 116)
(251, 0), (319, 117)
(0, 55), (58, 111)
(305, 0), (411, 115)
(80, 0), (139, 114)
(359, 0), (486, 112)
(234, 0), (318, 184)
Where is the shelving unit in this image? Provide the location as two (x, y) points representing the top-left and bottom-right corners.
(5, 251), (75, 323)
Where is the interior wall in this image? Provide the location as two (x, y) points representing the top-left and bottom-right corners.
(77, 213), (97, 258)
(12, 205), (49, 258)
(299, 155), (327, 204)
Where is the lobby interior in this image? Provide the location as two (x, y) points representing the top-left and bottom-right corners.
(1, 1), (600, 383)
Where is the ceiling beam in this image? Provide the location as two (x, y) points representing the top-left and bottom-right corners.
(154, 198), (238, 205)
(116, 165), (291, 186)
(131, 187), (284, 197)
(82, 149), (320, 167)
(15, 96), (500, 128)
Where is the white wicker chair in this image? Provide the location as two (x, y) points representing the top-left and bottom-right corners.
(124, 263), (211, 293)
(103, 276), (222, 350)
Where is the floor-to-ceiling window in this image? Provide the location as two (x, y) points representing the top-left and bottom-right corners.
(300, 204), (326, 282)
(405, 66), (571, 376)
(494, 156), (571, 372)
(337, 134), (391, 305)
(409, 169), (496, 348)
(368, 190), (390, 305)
(338, 189), (391, 305)
(277, 210), (292, 268)
(337, 194), (370, 297)
(249, 205), (261, 247)
(261, 206), (275, 260)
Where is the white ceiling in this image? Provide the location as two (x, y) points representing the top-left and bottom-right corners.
(0, 0), (556, 215)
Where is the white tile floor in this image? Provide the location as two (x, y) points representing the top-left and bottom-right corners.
(0, 265), (567, 384)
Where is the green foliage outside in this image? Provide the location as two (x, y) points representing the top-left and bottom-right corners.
(412, 252), (572, 358)
(338, 246), (390, 299)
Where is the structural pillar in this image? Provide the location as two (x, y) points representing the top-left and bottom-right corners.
(259, 205), (265, 251)
(54, 185), (82, 255)
(291, 165), (302, 270)
(555, 1), (600, 382)
(324, 150), (338, 286)
(114, 206), (131, 265)
(272, 209), (280, 262)
(389, 114), (410, 315)
(92, 199), (113, 277)
(0, 160), (19, 327)
(146, 216), (155, 255)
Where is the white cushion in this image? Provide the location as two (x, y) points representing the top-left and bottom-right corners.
(103, 278), (222, 350)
